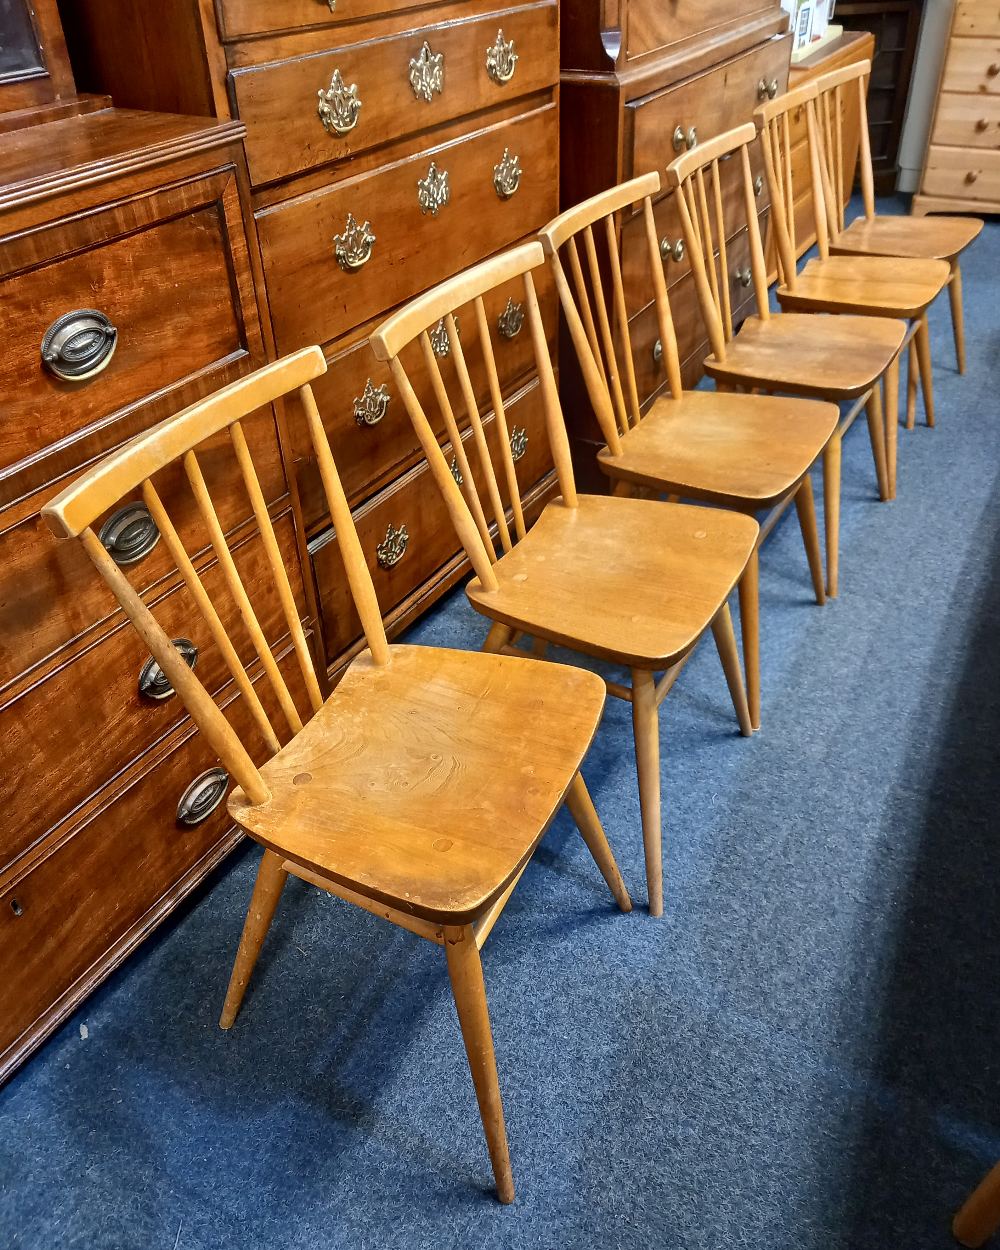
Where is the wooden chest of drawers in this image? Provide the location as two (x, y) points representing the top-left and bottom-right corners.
(63, 0), (562, 675)
(913, 0), (1000, 215)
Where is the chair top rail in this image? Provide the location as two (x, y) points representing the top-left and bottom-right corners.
(813, 59), (871, 94)
(665, 122), (756, 185)
(538, 172), (661, 253)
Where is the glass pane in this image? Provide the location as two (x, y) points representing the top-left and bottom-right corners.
(0, 0), (46, 82)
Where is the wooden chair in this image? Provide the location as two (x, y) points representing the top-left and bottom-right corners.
(40, 346), (634, 1205)
(538, 172), (841, 731)
(369, 242), (760, 919)
(754, 81), (952, 494)
(954, 1159), (1000, 1247)
(813, 59), (982, 383)
(664, 123), (906, 559)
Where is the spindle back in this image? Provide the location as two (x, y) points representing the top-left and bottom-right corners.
(813, 59), (875, 239)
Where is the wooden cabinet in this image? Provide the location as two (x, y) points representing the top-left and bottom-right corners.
(60, 0), (561, 675)
(913, 0), (1000, 215)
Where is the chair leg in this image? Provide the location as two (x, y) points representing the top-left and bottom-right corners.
(954, 1159), (1000, 1248)
(949, 259), (967, 375)
(710, 603), (753, 738)
(906, 337), (918, 431)
(564, 773), (632, 912)
(630, 668), (663, 917)
(219, 849), (288, 1029)
(823, 433), (842, 599)
(482, 621), (514, 654)
(443, 925), (515, 1205)
(865, 382), (890, 502)
(793, 474), (826, 606)
(883, 351), (900, 500)
(915, 313), (935, 428)
(738, 548), (761, 732)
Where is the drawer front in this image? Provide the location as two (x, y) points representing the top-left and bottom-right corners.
(630, 34), (791, 180)
(954, 3), (1000, 38)
(0, 648), (307, 1065)
(0, 169), (264, 506)
(941, 37), (1000, 95)
(216, 0), (426, 40)
(626, 0), (775, 61)
(259, 103), (557, 353)
(232, 1), (558, 187)
(0, 513), (306, 872)
(921, 143), (1000, 201)
(312, 378), (552, 662)
(930, 90), (1000, 148)
(291, 262), (557, 530)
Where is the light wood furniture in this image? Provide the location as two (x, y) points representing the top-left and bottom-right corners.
(370, 243), (759, 918)
(954, 1159), (1000, 1247)
(41, 345), (632, 1205)
(538, 173), (841, 731)
(61, 0), (562, 677)
(665, 122), (906, 596)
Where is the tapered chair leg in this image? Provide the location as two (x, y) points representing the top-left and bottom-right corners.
(711, 603), (753, 738)
(443, 925), (515, 1205)
(631, 668), (663, 917)
(954, 1159), (1000, 1248)
(883, 351), (900, 500)
(794, 474), (826, 605)
(906, 337), (918, 431)
(915, 314), (935, 428)
(219, 849), (288, 1029)
(564, 773), (632, 912)
(950, 259), (967, 375)
(738, 548), (761, 732)
(823, 433), (842, 599)
(481, 621), (514, 654)
(865, 381), (890, 502)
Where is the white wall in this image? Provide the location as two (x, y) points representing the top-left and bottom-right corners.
(896, 0), (953, 192)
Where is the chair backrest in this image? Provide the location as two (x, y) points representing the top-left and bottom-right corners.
(537, 171), (682, 459)
(368, 242), (576, 593)
(664, 122), (772, 365)
(813, 59), (875, 238)
(42, 347), (389, 807)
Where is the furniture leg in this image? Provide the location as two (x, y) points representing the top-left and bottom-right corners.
(884, 350), (900, 500)
(219, 849), (288, 1029)
(906, 337), (918, 430)
(865, 382), (890, 501)
(738, 547), (760, 732)
(564, 773), (632, 912)
(949, 259), (966, 375)
(482, 622), (514, 654)
(954, 1159), (1000, 1248)
(710, 603), (753, 738)
(915, 313), (935, 427)
(793, 474), (826, 605)
(823, 433), (842, 599)
(630, 668), (663, 917)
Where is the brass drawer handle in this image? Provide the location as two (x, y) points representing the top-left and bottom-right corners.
(354, 378), (390, 427)
(418, 161), (450, 215)
(965, 170), (979, 184)
(99, 502), (160, 565)
(493, 147), (521, 199)
(672, 125), (697, 152)
(976, 118), (990, 131)
(450, 456), (464, 485)
(498, 297), (525, 338)
(333, 212), (375, 272)
(659, 236), (685, 262)
(376, 523), (409, 569)
(317, 68), (361, 135)
(653, 339), (663, 363)
(672, 125), (687, 153)
(410, 40), (444, 102)
(323, 0), (336, 8)
(486, 29), (518, 84)
(41, 309), (117, 382)
(430, 315), (458, 357)
(754, 174), (764, 197)
(177, 767), (229, 827)
(139, 638), (198, 701)
(767, 78), (779, 99)
(988, 62), (1000, 78)
(10, 897), (23, 917)
(756, 78), (768, 101)
(509, 427), (528, 462)
(735, 266), (753, 288)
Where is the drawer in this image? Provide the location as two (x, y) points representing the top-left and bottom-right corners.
(312, 377), (552, 662)
(0, 513), (307, 872)
(921, 143), (1000, 201)
(0, 646), (307, 1066)
(291, 262), (557, 530)
(629, 34), (791, 180)
(626, 0), (774, 62)
(0, 168), (264, 506)
(215, 0), (426, 40)
(954, 2), (1000, 38)
(930, 91), (1000, 148)
(258, 102), (558, 353)
(941, 37), (1000, 95)
(231, 1), (558, 187)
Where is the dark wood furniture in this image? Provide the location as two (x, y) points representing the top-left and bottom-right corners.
(60, 0), (562, 678)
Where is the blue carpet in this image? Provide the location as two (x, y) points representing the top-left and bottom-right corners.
(3, 203), (1000, 1249)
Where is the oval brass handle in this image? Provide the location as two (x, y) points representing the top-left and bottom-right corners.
(333, 212), (375, 272)
(686, 126), (698, 150)
(139, 638), (198, 701)
(672, 125), (687, 153)
(354, 378), (390, 427)
(486, 29), (518, 84)
(176, 767), (229, 827)
(41, 309), (117, 382)
(976, 118), (990, 131)
(317, 68), (361, 135)
(410, 40), (444, 102)
(659, 236), (685, 262)
(988, 62), (1000, 77)
(652, 339), (663, 363)
(767, 78), (779, 99)
(493, 147), (521, 199)
(98, 502), (160, 566)
(966, 170), (979, 184)
(754, 174), (764, 197)
(376, 523), (408, 569)
(509, 427), (528, 462)
(756, 78), (768, 101)
(498, 297), (525, 339)
(735, 266), (753, 288)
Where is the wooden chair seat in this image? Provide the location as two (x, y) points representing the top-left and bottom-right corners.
(831, 213), (983, 262)
(228, 643), (607, 925)
(595, 390), (840, 509)
(703, 312), (907, 399)
(464, 495), (759, 669)
(776, 254), (951, 319)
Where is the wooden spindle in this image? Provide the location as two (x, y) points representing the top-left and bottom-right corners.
(474, 296), (526, 540)
(583, 224), (629, 436)
(523, 270), (578, 507)
(603, 213), (642, 426)
(641, 195), (683, 397)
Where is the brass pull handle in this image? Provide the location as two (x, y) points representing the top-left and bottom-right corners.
(659, 236), (685, 262)
(965, 170), (979, 184)
(354, 378), (390, 427)
(333, 212), (375, 272)
(735, 266), (753, 288)
(493, 148), (521, 199)
(376, 523), (408, 569)
(753, 174), (764, 197)
(450, 456), (464, 485)
(41, 309), (117, 382)
(10, 897), (23, 917)
(430, 315), (458, 357)
(176, 768), (229, 827)
(317, 68), (361, 135)
(686, 126), (698, 150)
(322, 0), (336, 9)
(767, 78), (779, 99)
(99, 502), (160, 566)
(976, 118), (990, 131)
(486, 29), (518, 84)
(509, 427), (528, 462)
(417, 161), (450, 215)
(988, 62), (1000, 77)
(652, 339), (663, 363)
(756, 78), (768, 101)
(139, 638), (198, 701)
(410, 40), (444, 101)
(498, 297), (525, 339)
(672, 125), (687, 153)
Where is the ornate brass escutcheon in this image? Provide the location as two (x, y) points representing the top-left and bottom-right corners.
(417, 161), (450, 215)
(509, 427), (528, 462)
(353, 378), (390, 427)
(450, 456), (464, 485)
(497, 297), (524, 339)
(409, 40), (444, 102)
(493, 148), (521, 199)
(333, 212), (375, 271)
(430, 315), (459, 357)
(317, 68), (361, 136)
(376, 523), (409, 569)
(486, 30), (518, 84)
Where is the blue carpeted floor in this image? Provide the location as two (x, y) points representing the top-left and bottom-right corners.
(3, 202), (1000, 1249)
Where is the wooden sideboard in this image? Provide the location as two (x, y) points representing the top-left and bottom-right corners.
(61, 0), (562, 678)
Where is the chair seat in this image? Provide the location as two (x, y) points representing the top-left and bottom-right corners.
(831, 213), (983, 262)
(596, 390), (839, 508)
(704, 312), (907, 399)
(228, 644), (606, 924)
(777, 254), (951, 319)
(466, 495), (758, 669)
